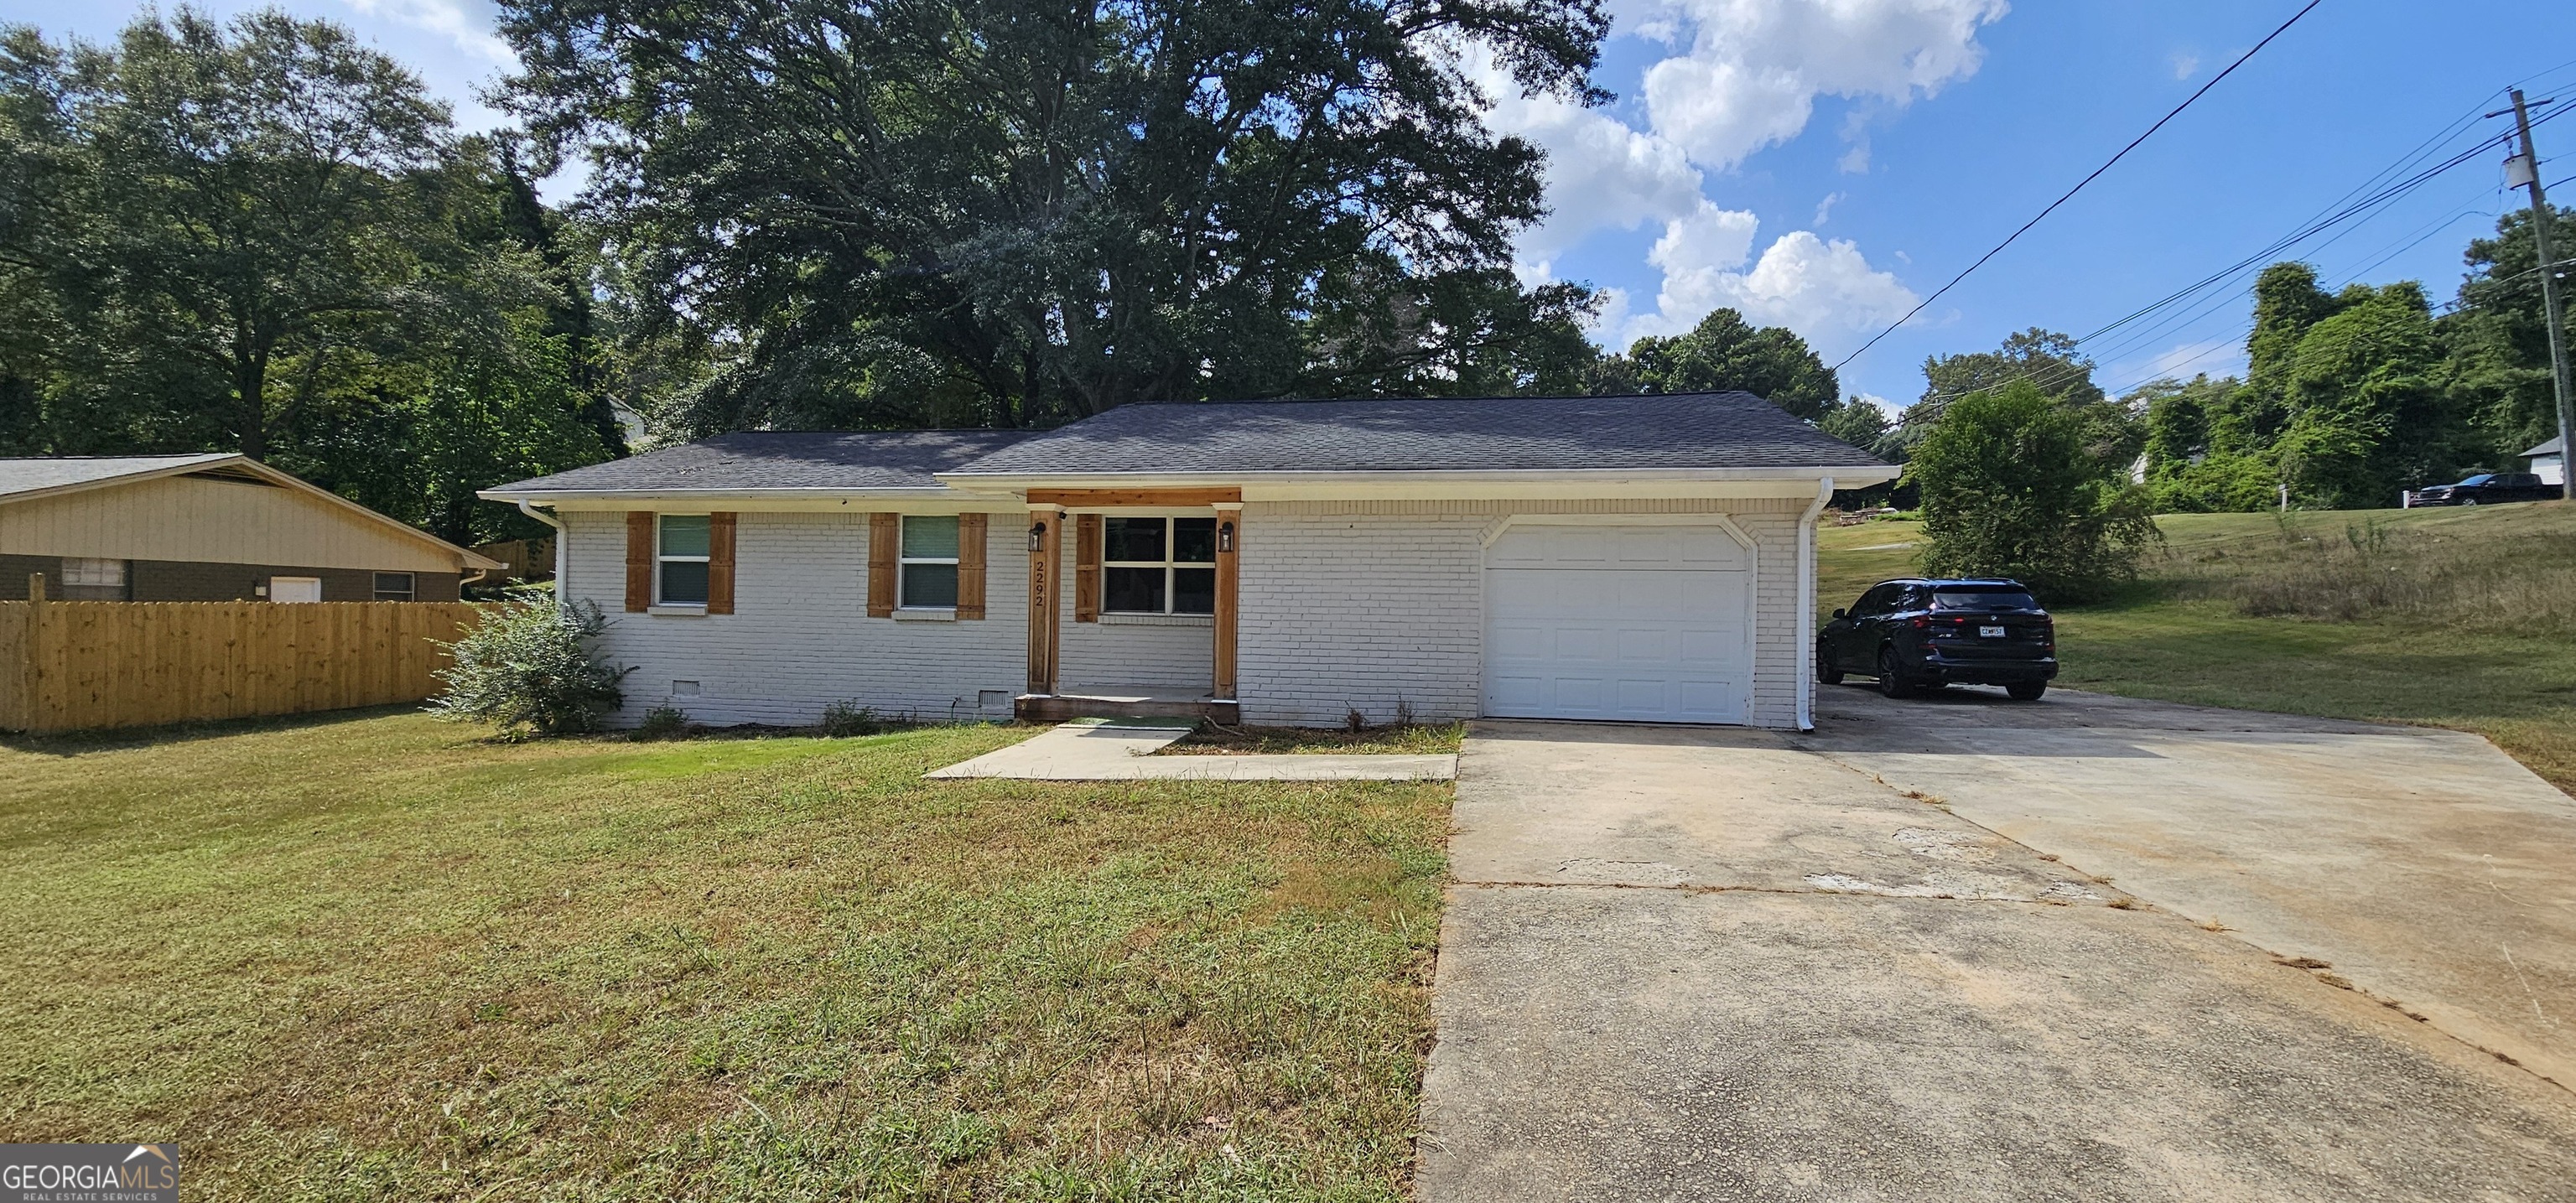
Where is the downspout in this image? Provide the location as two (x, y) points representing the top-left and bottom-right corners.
(1796, 476), (1834, 732)
(517, 499), (568, 609)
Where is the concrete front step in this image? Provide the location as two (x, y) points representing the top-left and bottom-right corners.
(1015, 692), (1241, 724)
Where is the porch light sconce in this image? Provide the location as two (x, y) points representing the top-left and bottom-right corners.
(1028, 521), (1047, 552)
(1217, 521), (1234, 553)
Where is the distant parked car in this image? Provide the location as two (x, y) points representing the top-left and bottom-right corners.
(1819, 578), (2057, 701)
(2404, 472), (2557, 507)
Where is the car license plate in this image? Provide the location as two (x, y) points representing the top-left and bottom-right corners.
(1980, 625), (2006, 638)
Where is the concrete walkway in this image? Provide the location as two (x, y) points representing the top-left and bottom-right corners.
(1419, 713), (2576, 1201)
(925, 721), (1457, 781)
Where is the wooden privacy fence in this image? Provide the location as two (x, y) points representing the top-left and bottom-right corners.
(0, 599), (485, 733)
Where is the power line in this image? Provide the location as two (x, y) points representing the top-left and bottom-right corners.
(1831, 0), (2327, 371)
(1907, 96), (2576, 407)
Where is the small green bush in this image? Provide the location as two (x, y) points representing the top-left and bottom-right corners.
(819, 700), (883, 737)
(636, 706), (689, 739)
(428, 594), (632, 738)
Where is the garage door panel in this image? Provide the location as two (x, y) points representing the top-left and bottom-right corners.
(1484, 526), (1752, 725)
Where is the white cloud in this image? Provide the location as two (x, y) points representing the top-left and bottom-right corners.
(1464, 2), (1984, 355)
(2170, 50), (2200, 80)
(1623, 221), (1919, 354)
(1469, 48), (1711, 275)
(1633, 0), (2008, 170)
(337, 0), (514, 65)
(1854, 391), (1900, 414)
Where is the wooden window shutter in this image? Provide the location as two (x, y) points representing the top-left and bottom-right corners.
(705, 512), (737, 614)
(624, 511), (652, 612)
(1072, 514), (1102, 623)
(867, 512), (898, 618)
(956, 512), (987, 619)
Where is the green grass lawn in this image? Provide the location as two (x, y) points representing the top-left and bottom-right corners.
(1818, 501), (2576, 792)
(0, 713), (1451, 1201)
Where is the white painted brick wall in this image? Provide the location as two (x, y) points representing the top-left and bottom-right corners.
(562, 495), (1820, 730)
(1235, 498), (1813, 729)
(561, 510), (1027, 727)
(1058, 616), (1212, 693)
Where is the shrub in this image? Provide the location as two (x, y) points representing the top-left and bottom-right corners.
(636, 706), (688, 739)
(428, 594), (632, 738)
(1909, 380), (2159, 603)
(819, 700), (883, 737)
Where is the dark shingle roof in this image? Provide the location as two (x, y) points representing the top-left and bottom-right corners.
(946, 392), (1883, 476)
(485, 430), (1043, 495)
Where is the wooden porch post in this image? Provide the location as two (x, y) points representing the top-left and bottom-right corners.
(1026, 506), (1062, 695)
(1213, 504), (1240, 700)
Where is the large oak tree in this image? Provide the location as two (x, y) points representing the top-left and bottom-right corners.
(496, 0), (1611, 432)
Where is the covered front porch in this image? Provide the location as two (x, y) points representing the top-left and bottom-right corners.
(1015, 487), (1242, 723)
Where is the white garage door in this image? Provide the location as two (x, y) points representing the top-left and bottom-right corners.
(1483, 523), (1753, 724)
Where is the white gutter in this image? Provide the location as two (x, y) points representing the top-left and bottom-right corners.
(516, 498), (568, 609)
(475, 486), (957, 504)
(933, 464), (1902, 491)
(1796, 476), (1834, 732)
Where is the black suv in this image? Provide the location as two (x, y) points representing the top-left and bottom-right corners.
(1819, 578), (2056, 701)
(2406, 472), (2558, 506)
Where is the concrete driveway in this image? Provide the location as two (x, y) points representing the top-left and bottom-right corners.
(1418, 692), (2576, 1201)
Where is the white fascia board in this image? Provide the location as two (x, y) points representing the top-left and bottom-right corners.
(478, 486), (1022, 514)
(932, 465), (1901, 500)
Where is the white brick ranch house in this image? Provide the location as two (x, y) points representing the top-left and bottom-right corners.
(477, 392), (1897, 730)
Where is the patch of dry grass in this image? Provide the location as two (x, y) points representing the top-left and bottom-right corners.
(0, 712), (1451, 1201)
(2150, 505), (2576, 630)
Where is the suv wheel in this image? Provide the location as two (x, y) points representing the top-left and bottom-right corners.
(1877, 647), (1918, 699)
(2006, 681), (2048, 702)
(2461, 495), (2480, 506)
(1818, 640), (1844, 685)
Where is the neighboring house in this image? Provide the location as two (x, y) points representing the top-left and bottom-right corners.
(478, 393), (1899, 731)
(1, 454), (501, 602)
(2524, 435), (2563, 486)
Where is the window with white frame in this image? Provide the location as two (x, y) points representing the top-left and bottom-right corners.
(1103, 517), (1215, 614)
(899, 515), (959, 609)
(62, 557), (128, 600)
(373, 571), (415, 601)
(657, 514), (710, 605)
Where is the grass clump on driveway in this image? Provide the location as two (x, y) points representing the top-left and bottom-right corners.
(1818, 501), (2576, 791)
(0, 713), (1449, 1201)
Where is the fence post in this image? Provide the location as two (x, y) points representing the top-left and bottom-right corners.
(23, 574), (47, 730)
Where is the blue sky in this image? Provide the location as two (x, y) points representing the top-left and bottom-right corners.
(16, 0), (2576, 409)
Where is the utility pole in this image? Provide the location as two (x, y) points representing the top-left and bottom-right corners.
(2504, 90), (2576, 500)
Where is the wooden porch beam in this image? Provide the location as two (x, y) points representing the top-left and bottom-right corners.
(1213, 504), (1240, 701)
(1026, 506), (1062, 694)
(1025, 487), (1242, 508)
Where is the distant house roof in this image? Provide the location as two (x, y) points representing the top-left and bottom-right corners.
(483, 430), (1043, 497)
(0, 454), (236, 503)
(943, 392), (1887, 479)
(2522, 435), (2563, 458)
(0, 453), (501, 569)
